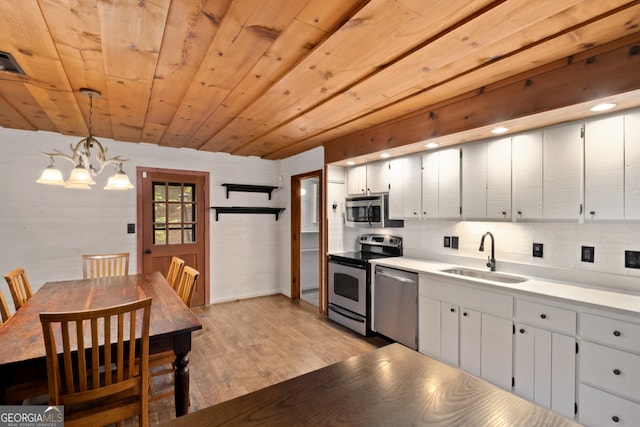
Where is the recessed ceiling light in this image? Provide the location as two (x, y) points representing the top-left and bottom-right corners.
(589, 103), (616, 112)
(425, 142), (439, 149)
(491, 126), (509, 134)
(346, 161), (355, 166)
(380, 153), (390, 158)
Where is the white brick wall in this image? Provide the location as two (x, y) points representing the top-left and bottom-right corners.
(0, 128), (323, 311)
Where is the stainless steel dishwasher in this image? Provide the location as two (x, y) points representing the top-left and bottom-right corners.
(373, 265), (418, 350)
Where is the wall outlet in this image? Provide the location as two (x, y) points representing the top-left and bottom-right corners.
(451, 236), (459, 249)
(444, 236), (451, 248)
(532, 243), (543, 258)
(581, 246), (595, 263)
(625, 251), (640, 269)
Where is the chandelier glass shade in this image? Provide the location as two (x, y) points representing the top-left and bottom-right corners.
(36, 89), (134, 190)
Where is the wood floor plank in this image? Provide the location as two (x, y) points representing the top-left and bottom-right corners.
(140, 294), (389, 425)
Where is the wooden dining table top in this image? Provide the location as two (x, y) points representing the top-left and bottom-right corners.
(0, 271), (202, 366)
(162, 343), (580, 427)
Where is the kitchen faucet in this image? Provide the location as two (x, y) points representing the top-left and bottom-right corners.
(479, 232), (496, 271)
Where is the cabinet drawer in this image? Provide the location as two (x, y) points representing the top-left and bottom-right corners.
(580, 341), (640, 401)
(516, 300), (576, 334)
(580, 384), (640, 427)
(425, 277), (513, 318)
(581, 313), (640, 353)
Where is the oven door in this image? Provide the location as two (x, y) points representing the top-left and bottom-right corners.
(328, 259), (367, 316)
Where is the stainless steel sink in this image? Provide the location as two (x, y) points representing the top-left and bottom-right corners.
(439, 267), (528, 284)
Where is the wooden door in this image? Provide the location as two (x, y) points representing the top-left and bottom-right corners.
(137, 168), (209, 306)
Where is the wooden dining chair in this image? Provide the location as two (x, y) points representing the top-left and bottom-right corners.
(40, 298), (152, 427)
(165, 257), (185, 290)
(0, 289), (11, 325)
(4, 267), (34, 311)
(149, 266), (199, 401)
(82, 252), (130, 279)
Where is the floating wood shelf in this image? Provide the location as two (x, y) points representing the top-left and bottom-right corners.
(210, 206), (285, 221)
(221, 183), (278, 200)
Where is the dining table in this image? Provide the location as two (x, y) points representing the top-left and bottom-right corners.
(0, 271), (202, 417)
(161, 343), (580, 426)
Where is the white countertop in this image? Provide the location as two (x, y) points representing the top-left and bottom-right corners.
(371, 257), (640, 316)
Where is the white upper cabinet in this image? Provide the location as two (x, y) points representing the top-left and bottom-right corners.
(388, 156), (421, 219)
(422, 148), (461, 219)
(585, 116), (625, 220)
(462, 138), (511, 220)
(542, 123), (583, 220)
(346, 161), (389, 195)
(625, 111), (640, 220)
(512, 131), (543, 220)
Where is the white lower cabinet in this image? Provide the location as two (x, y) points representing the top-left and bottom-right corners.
(514, 324), (575, 419)
(580, 384), (640, 427)
(418, 275), (513, 391)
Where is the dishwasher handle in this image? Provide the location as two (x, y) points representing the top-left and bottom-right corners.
(375, 268), (417, 284)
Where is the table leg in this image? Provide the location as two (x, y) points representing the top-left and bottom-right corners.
(174, 351), (190, 416)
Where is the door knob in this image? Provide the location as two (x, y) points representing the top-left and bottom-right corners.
(144, 248), (152, 254)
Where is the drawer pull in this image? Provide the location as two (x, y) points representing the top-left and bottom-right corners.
(519, 328), (525, 334)
(613, 369), (621, 376)
(540, 313), (547, 319)
(613, 330), (621, 337)
(612, 416), (620, 423)
(450, 307), (456, 313)
(463, 312), (468, 317)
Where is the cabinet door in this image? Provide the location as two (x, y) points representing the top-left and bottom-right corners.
(460, 308), (481, 377)
(366, 160), (389, 194)
(462, 142), (487, 219)
(551, 333), (576, 419)
(388, 158), (404, 218)
(403, 156), (423, 218)
(515, 323), (536, 401)
(487, 137), (512, 220)
(543, 123), (583, 219)
(438, 148), (461, 218)
(419, 296), (441, 358)
(585, 116), (624, 220)
(481, 313), (512, 390)
(625, 111), (640, 219)
(512, 131), (543, 219)
(347, 165), (366, 195)
(441, 302), (459, 366)
(421, 152), (439, 218)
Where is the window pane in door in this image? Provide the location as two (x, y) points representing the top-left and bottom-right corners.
(168, 184), (182, 202)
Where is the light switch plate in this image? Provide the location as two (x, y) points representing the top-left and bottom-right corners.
(444, 236), (451, 248)
(127, 223), (136, 234)
(532, 243), (543, 258)
(625, 251), (640, 269)
(581, 246), (595, 263)
(451, 236), (459, 250)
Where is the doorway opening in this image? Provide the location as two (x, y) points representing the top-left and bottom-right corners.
(291, 170), (324, 312)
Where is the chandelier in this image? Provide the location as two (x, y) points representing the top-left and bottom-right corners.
(36, 88), (134, 190)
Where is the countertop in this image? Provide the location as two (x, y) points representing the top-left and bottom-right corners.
(372, 257), (640, 315)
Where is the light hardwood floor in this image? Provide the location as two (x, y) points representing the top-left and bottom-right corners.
(146, 294), (389, 425)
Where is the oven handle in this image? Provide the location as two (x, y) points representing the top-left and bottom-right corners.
(328, 259), (366, 269)
(375, 269), (416, 283)
(328, 304), (365, 323)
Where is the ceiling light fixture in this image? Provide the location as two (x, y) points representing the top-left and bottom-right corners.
(36, 89), (133, 190)
(425, 142), (439, 149)
(491, 126), (509, 134)
(589, 103), (616, 112)
(380, 153), (390, 158)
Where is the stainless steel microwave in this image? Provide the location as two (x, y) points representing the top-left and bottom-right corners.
(344, 193), (404, 228)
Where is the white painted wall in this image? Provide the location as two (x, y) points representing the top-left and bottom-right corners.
(0, 127), (323, 312)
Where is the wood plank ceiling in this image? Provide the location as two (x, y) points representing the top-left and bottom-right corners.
(0, 0), (639, 161)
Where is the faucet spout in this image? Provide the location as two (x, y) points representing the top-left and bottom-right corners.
(479, 232), (496, 271)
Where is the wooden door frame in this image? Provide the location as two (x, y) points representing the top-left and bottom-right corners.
(290, 170), (325, 313)
(136, 167), (210, 305)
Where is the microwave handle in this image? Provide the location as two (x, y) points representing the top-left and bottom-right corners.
(367, 202), (372, 226)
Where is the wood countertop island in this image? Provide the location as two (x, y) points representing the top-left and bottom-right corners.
(162, 343), (578, 426)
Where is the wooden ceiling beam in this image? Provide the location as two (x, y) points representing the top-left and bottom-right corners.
(323, 34), (640, 163)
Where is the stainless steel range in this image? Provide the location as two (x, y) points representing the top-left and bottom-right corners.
(327, 234), (403, 336)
